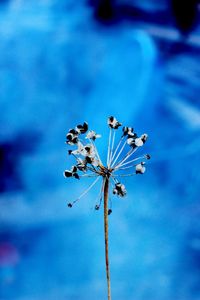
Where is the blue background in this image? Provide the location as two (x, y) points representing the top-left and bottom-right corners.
(0, 0), (200, 299)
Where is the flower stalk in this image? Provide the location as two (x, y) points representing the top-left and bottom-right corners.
(104, 176), (111, 300)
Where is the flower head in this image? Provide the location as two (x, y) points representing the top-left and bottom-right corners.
(86, 130), (101, 141)
(122, 126), (135, 137)
(113, 182), (127, 197)
(76, 122), (88, 134)
(63, 166), (80, 179)
(66, 129), (79, 145)
(135, 162), (146, 174)
(65, 122), (88, 145)
(108, 116), (122, 129)
(64, 116), (150, 212)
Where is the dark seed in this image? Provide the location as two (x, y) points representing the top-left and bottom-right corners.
(72, 137), (78, 144)
(116, 185), (121, 191)
(131, 143), (137, 149)
(69, 129), (78, 134)
(64, 171), (72, 177)
(136, 170), (142, 174)
(85, 156), (92, 164)
(95, 205), (100, 210)
(72, 166), (77, 172)
(146, 154), (151, 160)
(74, 173), (80, 180)
(85, 146), (90, 152)
(68, 203), (72, 208)
(108, 209), (112, 215)
(67, 133), (73, 141)
(122, 127), (128, 136)
(141, 136), (147, 143)
(83, 122), (88, 132)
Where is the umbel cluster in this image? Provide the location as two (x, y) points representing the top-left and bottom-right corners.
(64, 116), (150, 210)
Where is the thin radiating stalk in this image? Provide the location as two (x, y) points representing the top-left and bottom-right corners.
(114, 156), (145, 171)
(104, 177), (111, 300)
(95, 178), (105, 208)
(109, 131), (115, 168)
(114, 147), (138, 169)
(72, 177), (100, 205)
(113, 173), (136, 177)
(117, 155), (145, 168)
(107, 129), (112, 166)
(115, 165), (135, 171)
(89, 139), (103, 166)
(111, 140), (127, 167)
(79, 174), (99, 177)
(110, 136), (124, 166)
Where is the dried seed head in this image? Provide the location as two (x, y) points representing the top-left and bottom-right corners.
(64, 117), (150, 209)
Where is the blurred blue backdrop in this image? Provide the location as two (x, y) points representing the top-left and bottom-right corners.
(0, 0), (200, 299)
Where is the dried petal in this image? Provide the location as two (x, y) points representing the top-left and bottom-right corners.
(86, 130), (101, 140)
(135, 162), (146, 174)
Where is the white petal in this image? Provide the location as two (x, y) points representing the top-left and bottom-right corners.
(86, 130), (95, 139)
(127, 138), (134, 145)
(134, 138), (143, 147)
(136, 164), (146, 173)
(96, 134), (101, 138)
(142, 167), (146, 173)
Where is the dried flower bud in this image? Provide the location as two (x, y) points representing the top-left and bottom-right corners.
(108, 116), (122, 129)
(122, 126), (134, 137)
(76, 122), (88, 134)
(113, 183), (127, 197)
(135, 162), (146, 174)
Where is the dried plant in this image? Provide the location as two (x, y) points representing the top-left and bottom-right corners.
(64, 116), (150, 300)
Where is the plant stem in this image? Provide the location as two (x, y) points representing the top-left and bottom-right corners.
(104, 177), (111, 300)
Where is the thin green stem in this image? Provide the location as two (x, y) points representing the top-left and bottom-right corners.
(104, 177), (111, 300)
